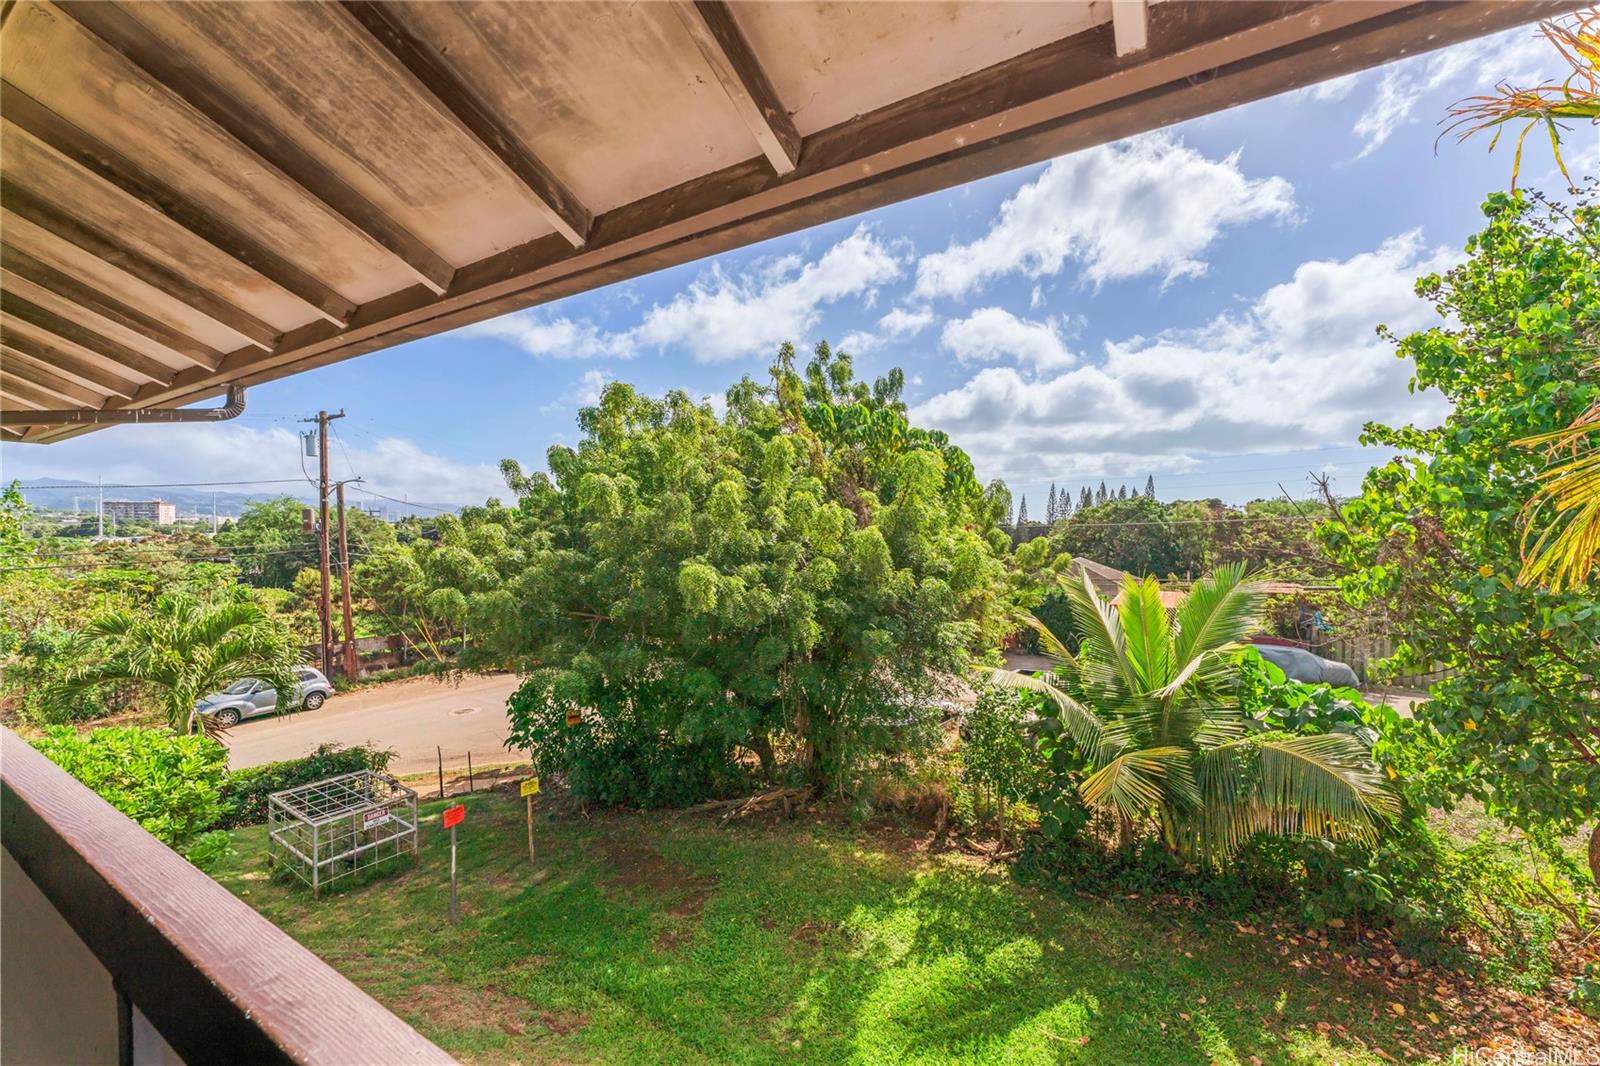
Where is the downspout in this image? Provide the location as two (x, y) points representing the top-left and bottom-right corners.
(1, 385), (247, 428)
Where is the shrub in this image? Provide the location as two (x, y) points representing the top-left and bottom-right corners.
(34, 726), (226, 850)
(213, 743), (394, 829)
(512, 668), (749, 808)
(961, 686), (1049, 839)
(184, 829), (235, 872)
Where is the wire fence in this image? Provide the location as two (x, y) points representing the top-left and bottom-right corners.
(423, 747), (534, 802)
(1312, 633), (1448, 691)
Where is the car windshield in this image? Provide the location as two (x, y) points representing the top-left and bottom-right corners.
(222, 679), (258, 695)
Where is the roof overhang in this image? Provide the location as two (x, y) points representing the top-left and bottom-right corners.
(0, 0), (1576, 443)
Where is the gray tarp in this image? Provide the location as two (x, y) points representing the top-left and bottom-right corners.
(1251, 644), (1361, 688)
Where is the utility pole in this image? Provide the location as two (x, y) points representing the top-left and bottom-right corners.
(335, 479), (362, 681)
(300, 409), (344, 676)
(96, 476), (103, 538)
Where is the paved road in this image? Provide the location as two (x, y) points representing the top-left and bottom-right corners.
(222, 672), (524, 774)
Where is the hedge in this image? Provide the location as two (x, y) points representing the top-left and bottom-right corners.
(213, 743), (395, 829)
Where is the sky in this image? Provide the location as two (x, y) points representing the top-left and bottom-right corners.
(3, 19), (1594, 515)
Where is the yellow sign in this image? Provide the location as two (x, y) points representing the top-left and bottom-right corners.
(520, 776), (540, 797)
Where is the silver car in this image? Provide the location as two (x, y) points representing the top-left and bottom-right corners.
(194, 667), (335, 727)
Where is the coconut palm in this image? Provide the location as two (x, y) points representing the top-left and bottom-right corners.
(1442, 9), (1598, 191)
(60, 591), (301, 734)
(1518, 371), (1600, 592)
(990, 564), (1398, 865)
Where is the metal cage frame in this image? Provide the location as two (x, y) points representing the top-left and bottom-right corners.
(266, 770), (418, 897)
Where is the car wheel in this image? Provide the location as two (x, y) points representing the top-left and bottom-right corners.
(303, 691), (326, 711)
(215, 708), (242, 728)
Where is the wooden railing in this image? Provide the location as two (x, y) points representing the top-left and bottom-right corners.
(0, 727), (455, 1065)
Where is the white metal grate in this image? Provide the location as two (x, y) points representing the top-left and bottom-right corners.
(267, 770), (418, 897)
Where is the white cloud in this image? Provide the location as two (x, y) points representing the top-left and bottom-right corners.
(2, 423), (507, 507)
(1353, 25), (1555, 157)
(541, 368), (616, 413)
(635, 226), (900, 361)
(878, 306), (934, 337)
(838, 330), (879, 354)
(465, 314), (635, 360)
(913, 133), (1295, 299)
(473, 226), (903, 365)
(912, 232), (1455, 485)
(1295, 71), (1362, 103)
(941, 308), (1075, 370)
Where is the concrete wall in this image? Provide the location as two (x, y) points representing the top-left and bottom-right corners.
(1, 849), (118, 1065)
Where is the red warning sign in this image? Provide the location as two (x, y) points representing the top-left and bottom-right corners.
(442, 804), (465, 828)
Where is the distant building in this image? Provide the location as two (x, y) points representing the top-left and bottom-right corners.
(103, 499), (176, 525)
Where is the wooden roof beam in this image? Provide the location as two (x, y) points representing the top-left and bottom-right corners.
(671, 1), (801, 176)
(2, 84), (357, 328)
(2, 351), (114, 408)
(2, 292), (176, 386)
(3, 335), (139, 399)
(2, 246), (221, 371)
(1, 376), (69, 412)
(55, 1), (455, 295)
(335, 1), (591, 247)
(1, 185), (282, 352)
(1111, 1), (1150, 56)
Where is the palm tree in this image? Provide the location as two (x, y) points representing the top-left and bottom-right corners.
(61, 592), (301, 734)
(1443, 9), (1598, 191)
(1518, 363), (1600, 592)
(990, 564), (1398, 865)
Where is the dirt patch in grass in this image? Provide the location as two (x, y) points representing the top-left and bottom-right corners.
(600, 837), (716, 918)
(538, 1010), (589, 1036)
(395, 982), (532, 1036)
(789, 919), (836, 948)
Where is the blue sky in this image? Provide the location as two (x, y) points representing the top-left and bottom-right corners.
(4, 20), (1593, 513)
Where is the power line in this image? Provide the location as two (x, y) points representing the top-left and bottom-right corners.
(349, 485), (457, 515)
(0, 548), (379, 575)
(19, 478), (308, 490)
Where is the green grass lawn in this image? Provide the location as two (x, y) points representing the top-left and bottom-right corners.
(214, 791), (1462, 1065)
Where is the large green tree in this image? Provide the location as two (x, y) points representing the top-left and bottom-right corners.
(356, 501), (524, 661)
(495, 343), (1010, 805)
(1050, 494), (1187, 577)
(1320, 190), (1600, 871)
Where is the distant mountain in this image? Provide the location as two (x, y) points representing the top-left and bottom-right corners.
(12, 479), (455, 520)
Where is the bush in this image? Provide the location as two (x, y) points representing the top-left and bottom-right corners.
(512, 668), (749, 808)
(1018, 815), (1590, 992)
(34, 726), (226, 850)
(961, 686), (1048, 838)
(213, 743), (394, 829)
(184, 829), (235, 872)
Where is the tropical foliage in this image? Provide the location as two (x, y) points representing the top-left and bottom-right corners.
(1444, 9), (1598, 190)
(1319, 189), (1600, 869)
(57, 591), (301, 733)
(991, 565), (1398, 865)
(34, 725), (227, 852)
(498, 343), (1010, 805)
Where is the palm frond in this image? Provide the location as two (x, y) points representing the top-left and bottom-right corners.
(1196, 734), (1399, 864)
(1518, 398), (1600, 591)
(983, 668), (1107, 759)
(1170, 563), (1263, 667)
(1116, 575), (1173, 691)
(1017, 611), (1076, 665)
(1061, 571), (1139, 694)
(1079, 746), (1192, 824)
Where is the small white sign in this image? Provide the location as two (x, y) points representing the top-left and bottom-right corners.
(362, 807), (390, 831)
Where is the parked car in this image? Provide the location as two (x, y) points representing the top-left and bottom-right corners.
(194, 667), (335, 727)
